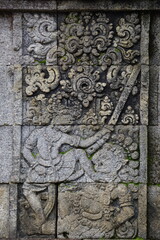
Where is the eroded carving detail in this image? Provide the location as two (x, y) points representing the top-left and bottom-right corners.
(25, 66), (60, 96)
(121, 106), (139, 125)
(19, 184), (56, 235)
(24, 13), (57, 59)
(58, 183), (138, 238)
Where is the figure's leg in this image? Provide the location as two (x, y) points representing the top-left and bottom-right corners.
(23, 183), (47, 225)
(75, 149), (103, 181)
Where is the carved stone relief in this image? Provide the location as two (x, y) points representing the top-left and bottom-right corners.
(20, 125), (139, 184)
(19, 11), (147, 238)
(58, 183), (138, 239)
(23, 12), (140, 126)
(19, 183), (56, 236)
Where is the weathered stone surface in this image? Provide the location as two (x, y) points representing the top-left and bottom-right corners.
(0, 0), (56, 11)
(140, 65), (149, 125)
(0, 6), (151, 240)
(149, 66), (159, 126)
(22, 12), (141, 126)
(150, 14), (160, 66)
(0, 0), (160, 11)
(0, 14), (14, 125)
(20, 125), (142, 184)
(9, 184), (18, 238)
(138, 184), (147, 239)
(148, 186), (160, 240)
(58, 183), (139, 239)
(19, 183), (56, 236)
(148, 126), (160, 184)
(57, 0), (160, 11)
(0, 185), (9, 238)
(0, 127), (13, 183)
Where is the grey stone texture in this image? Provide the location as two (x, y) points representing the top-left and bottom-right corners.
(0, 127), (13, 183)
(0, 14), (14, 126)
(0, 185), (9, 238)
(0, 1), (159, 239)
(148, 186), (160, 240)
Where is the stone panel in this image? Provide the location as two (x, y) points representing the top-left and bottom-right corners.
(18, 11), (148, 238)
(58, 183), (146, 239)
(22, 12), (142, 126)
(19, 125), (146, 184)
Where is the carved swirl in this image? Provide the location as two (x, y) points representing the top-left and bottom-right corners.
(25, 66), (60, 96)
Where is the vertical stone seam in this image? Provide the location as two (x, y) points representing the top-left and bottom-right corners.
(140, 13), (150, 126)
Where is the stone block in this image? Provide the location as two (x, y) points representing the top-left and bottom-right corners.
(58, 183), (146, 239)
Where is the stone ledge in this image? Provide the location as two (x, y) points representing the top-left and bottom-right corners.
(0, 0), (160, 11)
(0, 0), (57, 11)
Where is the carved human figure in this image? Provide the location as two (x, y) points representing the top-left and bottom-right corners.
(22, 124), (113, 230)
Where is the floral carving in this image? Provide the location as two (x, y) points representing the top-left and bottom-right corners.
(25, 66), (60, 96)
(47, 12), (114, 68)
(24, 12), (141, 126)
(60, 66), (106, 107)
(99, 96), (114, 123)
(121, 106), (139, 125)
(24, 13), (57, 59)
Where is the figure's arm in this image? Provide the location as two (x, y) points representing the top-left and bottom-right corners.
(79, 125), (113, 148)
(22, 130), (38, 167)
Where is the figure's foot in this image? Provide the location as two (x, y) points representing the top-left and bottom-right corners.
(42, 220), (55, 234)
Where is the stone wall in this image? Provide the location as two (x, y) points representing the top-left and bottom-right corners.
(0, 1), (159, 239)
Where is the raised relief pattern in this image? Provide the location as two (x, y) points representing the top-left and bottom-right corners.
(20, 12), (142, 238)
